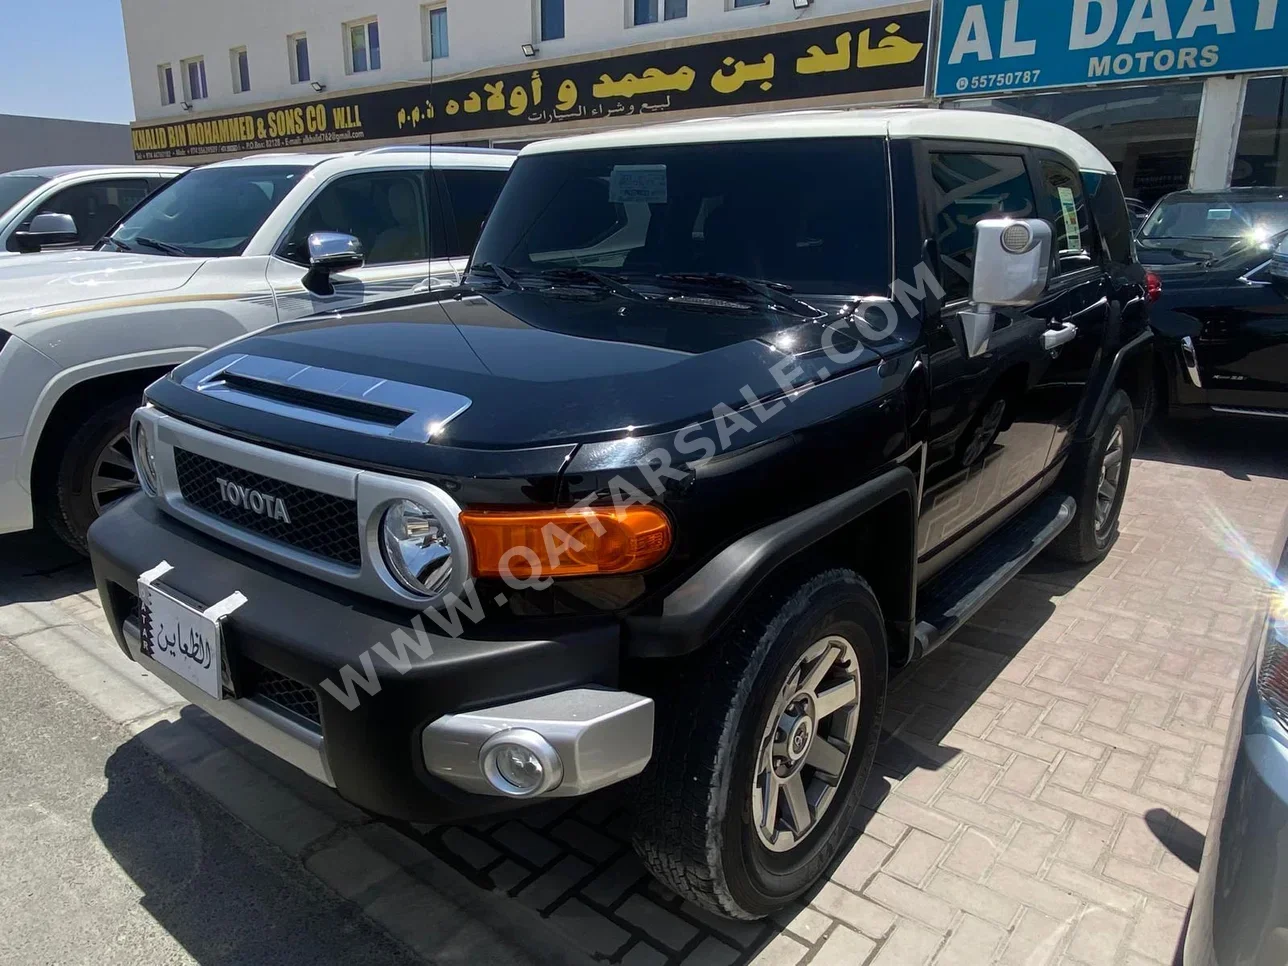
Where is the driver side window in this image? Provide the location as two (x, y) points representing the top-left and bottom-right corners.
(281, 172), (427, 266)
(8, 179), (150, 251)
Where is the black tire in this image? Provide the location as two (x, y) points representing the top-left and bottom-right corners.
(1047, 389), (1135, 564)
(46, 394), (141, 555)
(632, 568), (887, 920)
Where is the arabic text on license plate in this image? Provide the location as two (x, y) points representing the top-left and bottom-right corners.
(139, 581), (225, 699)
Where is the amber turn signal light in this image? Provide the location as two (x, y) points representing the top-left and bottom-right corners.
(460, 505), (672, 579)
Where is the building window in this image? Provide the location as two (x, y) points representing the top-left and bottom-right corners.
(633, 0), (686, 24)
(158, 64), (175, 106)
(181, 56), (208, 101)
(288, 33), (310, 84)
(346, 18), (381, 74)
(730, 0), (768, 7)
(422, 4), (449, 60)
(230, 47), (251, 94)
(540, 0), (564, 41)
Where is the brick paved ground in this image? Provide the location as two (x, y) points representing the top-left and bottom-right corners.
(3, 420), (1285, 965)
(403, 422), (1288, 966)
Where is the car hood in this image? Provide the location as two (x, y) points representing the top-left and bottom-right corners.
(0, 250), (204, 323)
(155, 288), (889, 455)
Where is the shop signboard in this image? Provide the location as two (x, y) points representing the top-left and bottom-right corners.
(131, 7), (929, 160)
(936, 0), (1288, 98)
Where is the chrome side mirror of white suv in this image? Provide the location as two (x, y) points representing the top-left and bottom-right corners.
(960, 218), (1053, 358)
(304, 231), (365, 295)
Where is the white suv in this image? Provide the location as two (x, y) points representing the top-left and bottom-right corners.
(0, 146), (514, 551)
(0, 164), (185, 254)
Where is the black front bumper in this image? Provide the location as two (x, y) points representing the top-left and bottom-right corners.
(88, 495), (622, 822)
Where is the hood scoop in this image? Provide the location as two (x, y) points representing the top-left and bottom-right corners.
(181, 354), (471, 443)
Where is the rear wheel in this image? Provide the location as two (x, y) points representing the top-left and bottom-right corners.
(1047, 389), (1135, 564)
(632, 569), (887, 920)
(46, 394), (140, 554)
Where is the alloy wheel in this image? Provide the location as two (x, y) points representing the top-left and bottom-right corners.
(752, 636), (861, 853)
(91, 431), (140, 516)
(1094, 422), (1126, 535)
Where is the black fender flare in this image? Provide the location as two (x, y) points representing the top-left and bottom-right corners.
(1077, 328), (1154, 441)
(624, 465), (919, 658)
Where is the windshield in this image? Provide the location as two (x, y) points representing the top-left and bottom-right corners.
(0, 175), (49, 218)
(472, 138), (891, 296)
(107, 165), (307, 257)
(1140, 194), (1288, 243)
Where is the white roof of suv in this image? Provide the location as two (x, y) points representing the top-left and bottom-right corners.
(522, 108), (1116, 175)
(209, 146), (517, 172)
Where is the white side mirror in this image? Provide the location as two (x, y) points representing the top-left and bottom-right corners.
(959, 218), (1053, 358)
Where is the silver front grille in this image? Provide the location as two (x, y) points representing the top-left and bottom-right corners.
(133, 407), (473, 609)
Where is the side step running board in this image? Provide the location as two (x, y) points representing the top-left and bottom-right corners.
(914, 493), (1076, 659)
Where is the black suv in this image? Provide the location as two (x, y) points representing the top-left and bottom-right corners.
(89, 109), (1152, 921)
(1140, 188), (1288, 421)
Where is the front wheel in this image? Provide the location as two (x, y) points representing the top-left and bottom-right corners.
(1047, 389), (1135, 564)
(47, 394), (141, 554)
(632, 569), (887, 920)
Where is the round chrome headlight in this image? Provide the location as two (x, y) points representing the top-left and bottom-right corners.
(380, 499), (454, 597)
(133, 424), (158, 495)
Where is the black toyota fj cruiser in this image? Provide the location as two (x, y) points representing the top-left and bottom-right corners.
(89, 109), (1153, 920)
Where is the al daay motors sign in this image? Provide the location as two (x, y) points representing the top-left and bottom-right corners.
(935, 0), (1288, 97)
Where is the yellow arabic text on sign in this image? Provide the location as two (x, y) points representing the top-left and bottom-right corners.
(855, 23), (923, 69)
(709, 54), (775, 95)
(592, 66), (697, 99)
(796, 32), (853, 74)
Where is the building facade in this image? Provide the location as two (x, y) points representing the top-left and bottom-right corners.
(0, 115), (135, 174)
(122, 0), (1288, 203)
(122, 0), (931, 159)
(934, 0), (1288, 204)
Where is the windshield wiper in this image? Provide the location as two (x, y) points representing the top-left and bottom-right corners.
(467, 261), (520, 290)
(133, 236), (191, 257)
(656, 272), (820, 319)
(99, 235), (131, 253)
(533, 267), (653, 302)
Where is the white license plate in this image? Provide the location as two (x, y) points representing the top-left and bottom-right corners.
(137, 562), (245, 700)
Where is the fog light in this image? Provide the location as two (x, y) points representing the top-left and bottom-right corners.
(480, 729), (563, 797)
(134, 424), (158, 495)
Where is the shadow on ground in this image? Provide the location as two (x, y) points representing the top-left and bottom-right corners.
(0, 526), (94, 601)
(1141, 417), (1288, 482)
(91, 718), (445, 966)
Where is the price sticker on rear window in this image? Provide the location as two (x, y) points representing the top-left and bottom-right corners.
(1057, 186), (1082, 251)
(609, 165), (668, 205)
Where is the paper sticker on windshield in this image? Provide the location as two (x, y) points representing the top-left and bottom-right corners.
(1057, 186), (1082, 251)
(609, 165), (667, 205)
(1207, 207), (1234, 221)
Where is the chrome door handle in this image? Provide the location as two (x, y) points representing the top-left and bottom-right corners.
(1042, 322), (1078, 351)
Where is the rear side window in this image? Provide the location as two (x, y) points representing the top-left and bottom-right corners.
(1083, 171), (1135, 265)
(928, 152), (1038, 303)
(438, 168), (507, 255)
(1040, 159), (1098, 275)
